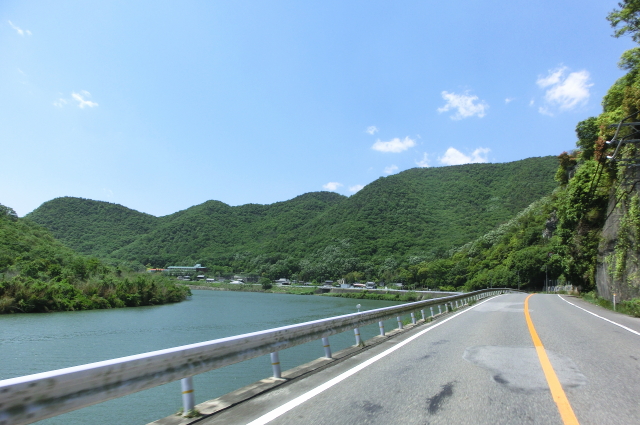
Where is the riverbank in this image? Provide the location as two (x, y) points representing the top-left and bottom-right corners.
(184, 283), (316, 295)
(184, 283), (455, 302)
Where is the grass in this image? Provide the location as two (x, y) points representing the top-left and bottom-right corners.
(581, 291), (640, 318)
(321, 290), (426, 302)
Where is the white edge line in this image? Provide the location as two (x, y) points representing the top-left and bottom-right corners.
(246, 295), (501, 425)
(558, 294), (640, 337)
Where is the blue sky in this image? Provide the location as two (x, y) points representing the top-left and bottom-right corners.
(1, 1), (635, 217)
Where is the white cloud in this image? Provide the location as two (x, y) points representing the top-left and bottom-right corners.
(72, 91), (98, 108)
(536, 66), (592, 113)
(538, 106), (553, 117)
(366, 126), (378, 135)
(384, 165), (398, 174)
(438, 147), (490, 166)
(371, 136), (416, 153)
(323, 182), (343, 191)
(537, 68), (565, 88)
(349, 184), (364, 193)
(505, 98), (515, 104)
(529, 99), (535, 106)
(415, 153), (430, 168)
(53, 98), (67, 108)
(8, 21), (31, 36)
(437, 91), (488, 120)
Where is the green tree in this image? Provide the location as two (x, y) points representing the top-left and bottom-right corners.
(0, 204), (18, 221)
(259, 277), (272, 290)
(575, 117), (598, 160)
(608, 0), (640, 42)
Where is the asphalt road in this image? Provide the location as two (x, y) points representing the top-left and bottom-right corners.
(199, 293), (640, 425)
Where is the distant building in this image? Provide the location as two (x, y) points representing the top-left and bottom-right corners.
(164, 264), (208, 275)
(146, 268), (166, 273)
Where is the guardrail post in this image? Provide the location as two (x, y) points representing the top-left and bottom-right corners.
(270, 352), (281, 379)
(430, 306), (434, 317)
(354, 327), (362, 345)
(379, 321), (385, 336)
(438, 305), (442, 314)
(455, 300), (459, 309)
(181, 376), (195, 415)
(420, 309), (425, 321)
(322, 337), (332, 358)
(410, 312), (416, 324)
(445, 303), (449, 313)
(397, 316), (403, 329)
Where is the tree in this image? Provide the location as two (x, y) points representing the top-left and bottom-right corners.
(0, 203), (18, 221)
(259, 277), (272, 290)
(608, 0), (640, 42)
(575, 117), (598, 161)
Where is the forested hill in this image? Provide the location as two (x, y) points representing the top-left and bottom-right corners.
(297, 156), (559, 259)
(26, 157), (558, 280)
(0, 203), (189, 313)
(26, 196), (157, 257)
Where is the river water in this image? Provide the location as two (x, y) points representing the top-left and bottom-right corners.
(0, 290), (402, 424)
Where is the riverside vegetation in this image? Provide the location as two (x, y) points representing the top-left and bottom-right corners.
(0, 204), (190, 313)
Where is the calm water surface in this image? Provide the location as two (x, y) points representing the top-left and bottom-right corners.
(0, 290), (402, 424)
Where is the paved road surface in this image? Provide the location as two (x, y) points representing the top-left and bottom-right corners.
(200, 293), (640, 425)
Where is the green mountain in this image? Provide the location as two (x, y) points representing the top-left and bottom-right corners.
(0, 203), (189, 313)
(27, 157), (559, 281)
(26, 196), (157, 257)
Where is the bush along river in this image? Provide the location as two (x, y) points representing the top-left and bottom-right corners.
(0, 290), (403, 425)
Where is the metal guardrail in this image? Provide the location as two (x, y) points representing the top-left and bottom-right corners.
(0, 288), (515, 425)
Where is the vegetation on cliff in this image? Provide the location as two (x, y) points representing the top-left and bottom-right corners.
(0, 203), (190, 313)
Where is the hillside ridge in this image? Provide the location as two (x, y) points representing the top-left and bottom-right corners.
(26, 157), (559, 281)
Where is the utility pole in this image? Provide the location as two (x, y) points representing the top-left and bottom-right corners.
(545, 252), (554, 293)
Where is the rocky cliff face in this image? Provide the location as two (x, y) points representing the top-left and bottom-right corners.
(596, 167), (640, 301)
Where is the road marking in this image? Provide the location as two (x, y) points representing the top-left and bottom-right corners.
(246, 295), (501, 425)
(524, 294), (579, 425)
(558, 295), (640, 337)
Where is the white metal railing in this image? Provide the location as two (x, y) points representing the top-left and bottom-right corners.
(548, 284), (574, 293)
(0, 288), (515, 425)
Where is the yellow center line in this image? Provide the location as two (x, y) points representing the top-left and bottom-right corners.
(524, 294), (580, 425)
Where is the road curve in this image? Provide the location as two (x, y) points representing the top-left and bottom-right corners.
(199, 293), (640, 425)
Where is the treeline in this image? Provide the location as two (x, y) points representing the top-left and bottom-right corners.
(27, 157), (559, 284)
(0, 204), (190, 313)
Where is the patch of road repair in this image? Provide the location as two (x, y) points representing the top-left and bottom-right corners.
(426, 381), (456, 414)
(471, 302), (524, 313)
(463, 346), (586, 393)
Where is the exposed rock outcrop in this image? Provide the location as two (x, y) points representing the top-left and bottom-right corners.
(596, 167), (640, 301)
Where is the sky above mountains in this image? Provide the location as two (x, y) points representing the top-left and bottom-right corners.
(1, 1), (635, 217)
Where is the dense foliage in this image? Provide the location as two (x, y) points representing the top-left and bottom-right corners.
(27, 157), (558, 283)
(0, 204), (190, 313)
(26, 196), (157, 257)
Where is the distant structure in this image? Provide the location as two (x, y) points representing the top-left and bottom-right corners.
(164, 264), (208, 275)
(146, 268), (166, 273)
